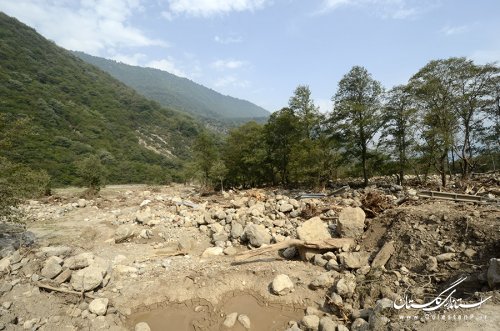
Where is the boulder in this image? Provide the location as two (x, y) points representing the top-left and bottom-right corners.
(301, 315), (320, 331)
(237, 314), (251, 329)
(70, 265), (106, 291)
(64, 252), (94, 270)
(271, 274), (294, 295)
(223, 312), (238, 328)
(201, 247), (224, 258)
(230, 222), (244, 239)
(337, 207), (365, 237)
(371, 241), (395, 269)
(41, 256), (63, 279)
(310, 272), (337, 290)
(89, 298), (108, 316)
(336, 274), (356, 298)
(297, 217), (330, 241)
(279, 203), (294, 213)
(114, 225), (135, 243)
(244, 224), (271, 247)
(319, 317), (337, 331)
(338, 252), (369, 269)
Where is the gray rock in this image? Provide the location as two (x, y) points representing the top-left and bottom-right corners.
(89, 298), (108, 316)
(313, 254), (328, 267)
(135, 209), (152, 224)
(201, 247), (224, 258)
(64, 252), (94, 270)
(436, 253), (456, 262)
(244, 223), (271, 247)
(271, 274), (294, 295)
(135, 322), (151, 331)
(279, 203), (294, 213)
(238, 314), (251, 329)
(319, 316), (337, 331)
(70, 265), (105, 291)
(487, 258), (500, 288)
(463, 248), (477, 258)
(223, 312), (238, 328)
(77, 199), (87, 208)
(351, 318), (369, 331)
(223, 246), (238, 256)
(282, 247), (298, 259)
(338, 252), (369, 269)
(0, 257), (11, 273)
(371, 241), (395, 269)
(336, 274), (356, 298)
(325, 258), (340, 271)
(337, 324), (349, 331)
(39, 246), (72, 257)
(297, 217), (331, 241)
(337, 207), (365, 237)
(310, 272), (336, 290)
(230, 222), (244, 239)
(425, 256), (438, 272)
(301, 314), (320, 331)
(114, 225), (135, 243)
(140, 229), (153, 239)
(41, 256), (63, 279)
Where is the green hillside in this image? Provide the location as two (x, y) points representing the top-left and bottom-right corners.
(0, 12), (201, 186)
(73, 52), (270, 120)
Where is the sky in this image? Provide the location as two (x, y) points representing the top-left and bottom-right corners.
(1, 0), (499, 113)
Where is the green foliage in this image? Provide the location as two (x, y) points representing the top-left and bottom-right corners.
(192, 131), (219, 186)
(73, 51), (269, 120)
(0, 13), (202, 186)
(75, 155), (106, 192)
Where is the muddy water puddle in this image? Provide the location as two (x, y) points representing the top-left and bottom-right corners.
(129, 291), (304, 331)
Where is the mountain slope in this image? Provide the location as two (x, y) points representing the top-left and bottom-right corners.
(0, 12), (201, 186)
(73, 52), (270, 120)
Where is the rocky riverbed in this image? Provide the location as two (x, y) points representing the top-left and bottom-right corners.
(0, 180), (499, 331)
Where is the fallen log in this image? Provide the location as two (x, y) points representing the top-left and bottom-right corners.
(35, 281), (96, 299)
(234, 238), (355, 261)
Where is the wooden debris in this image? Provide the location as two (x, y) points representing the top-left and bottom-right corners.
(234, 238), (355, 261)
(35, 281), (96, 299)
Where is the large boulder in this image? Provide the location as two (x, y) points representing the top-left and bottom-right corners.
(70, 265), (106, 291)
(297, 217), (330, 241)
(337, 207), (365, 237)
(243, 224), (271, 247)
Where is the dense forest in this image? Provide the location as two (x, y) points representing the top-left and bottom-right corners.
(0, 13), (202, 187)
(193, 59), (500, 189)
(73, 52), (270, 123)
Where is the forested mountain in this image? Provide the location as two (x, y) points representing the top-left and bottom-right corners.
(0, 12), (202, 186)
(73, 52), (270, 120)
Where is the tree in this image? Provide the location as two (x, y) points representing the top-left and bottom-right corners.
(330, 66), (384, 186)
(381, 84), (418, 184)
(264, 107), (300, 185)
(192, 131), (218, 186)
(210, 159), (228, 192)
(75, 154), (106, 193)
(288, 85), (321, 139)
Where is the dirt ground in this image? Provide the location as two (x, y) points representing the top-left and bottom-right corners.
(0, 177), (499, 331)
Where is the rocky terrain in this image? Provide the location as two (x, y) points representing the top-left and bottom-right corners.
(0, 177), (499, 331)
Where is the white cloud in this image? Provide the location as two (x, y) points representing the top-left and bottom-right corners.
(0, 0), (166, 56)
(214, 75), (251, 88)
(147, 58), (188, 77)
(315, 0), (428, 19)
(214, 35), (243, 44)
(162, 0), (269, 18)
(441, 24), (469, 36)
(211, 59), (247, 70)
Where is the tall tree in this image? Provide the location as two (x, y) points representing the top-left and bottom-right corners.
(381, 84), (418, 184)
(331, 66), (384, 186)
(288, 85), (321, 139)
(192, 131), (218, 186)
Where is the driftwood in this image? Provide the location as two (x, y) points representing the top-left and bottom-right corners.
(234, 238), (355, 261)
(35, 281), (96, 299)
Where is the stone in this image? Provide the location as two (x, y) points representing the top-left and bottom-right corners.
(238, 314), (251, 329)
(319, 317), (337, 331)
(436, 253), (456, 262)
(351, 318), (369, 331)
(54, 268), (72, 284)
(325, 259), (340, 271)
(2, 302), (12, 309)
(70, 265), (105, 291)
(23, 319), (38, 330)
(0, 283), (12, 294)
(301, 314), (320, 331)
(337, 252), (369, 269)
(463, 248), (477, 258)
(337, 325), (349, 331)
(41, 256), (63, 279)
(114, 225), (135, 243)
(223, 246), (238, 256)
(89, 298), (108, 316)
(371, 241), (395, 269)
(64, 252), (94, 270)
(313, 255), (328, 267)
(39, 246), (72, 257)
(282, 247), (297, 259)
(140, 229), (153, 239)
(310, 272), (336, 290)
(135, 322), (151, 331)
(337, 207), (365, 237)
(425, 256), (438, 272)
(223, 312), (238, 328)
(230, 222), (244, 239)
(0, 257), (11, 273)
(297, 217), (330, 241)
(77, 199), (87, 208)
(279, 203), (294, 213)
(487, 258), (500, 288)
(201, 247), (224, 258)
(244, 223), (271, 247)
(271, 274), (294, 295)
(135, 209), (152, 224)
(336, 274), (356, 298)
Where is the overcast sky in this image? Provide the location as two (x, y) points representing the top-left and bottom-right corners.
(1, 0), (499, 113)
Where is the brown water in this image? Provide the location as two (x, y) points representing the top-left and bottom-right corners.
(129, 291), (304, 331)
